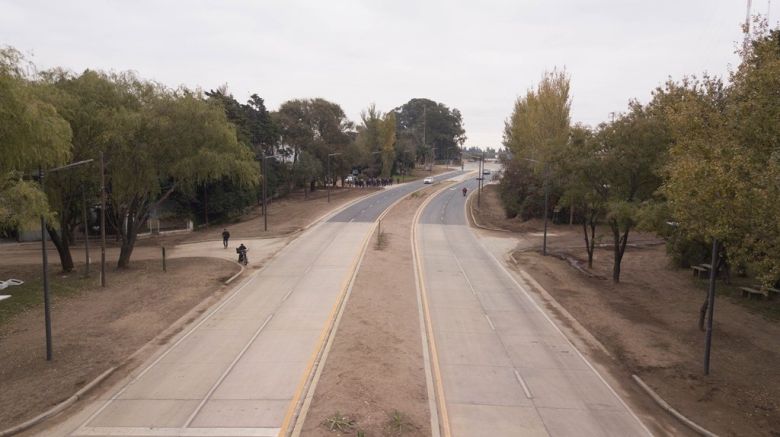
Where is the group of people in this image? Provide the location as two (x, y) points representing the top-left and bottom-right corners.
(221, 229), (247, 265)
(346, 177), (397, 188)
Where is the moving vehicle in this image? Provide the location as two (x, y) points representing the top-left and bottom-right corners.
(482, 169), (491, 175)
(423, 176), (434, 184)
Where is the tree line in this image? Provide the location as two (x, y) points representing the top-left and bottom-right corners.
(501, 20), (779, 286)
(0, 48), (467, 271)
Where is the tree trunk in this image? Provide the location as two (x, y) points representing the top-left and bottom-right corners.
(582, 221), (594, 269)
(610, 220), (631, 283)
(46, 225), (74, 272)
(117, 238), (135, 269)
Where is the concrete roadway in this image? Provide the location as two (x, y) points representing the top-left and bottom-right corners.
(417, 172), (653, 436)
(48, 171), (463, 437)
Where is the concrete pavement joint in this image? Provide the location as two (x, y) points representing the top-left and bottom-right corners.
(287, 178), (451, 436)
(412, 183), (461, 437)
(288, 222), (374, 437)
(72, 427), (280, 436)
(475, 235), (654, 436)
(182, 314), (275, 427)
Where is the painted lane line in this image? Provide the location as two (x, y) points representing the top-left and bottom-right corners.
(73, 427), (279, 436)
(412, 183), (465, 437)
(75, 271), (261, 431)
(514, 369), (534, 399)
(282, 182), (444, 436)
(484, 314), (496, 331)
(183, 314), (274, 427)
(477, 238), (654, 436)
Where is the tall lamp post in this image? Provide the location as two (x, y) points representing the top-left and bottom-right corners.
(327, 152), (342, 203)
(38, 158), (94, 361)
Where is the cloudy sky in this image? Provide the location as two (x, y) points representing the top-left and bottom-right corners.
(1, 1), (768, 148)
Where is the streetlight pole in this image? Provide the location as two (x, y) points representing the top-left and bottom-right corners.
(262, 153), (268, 232)
(100, 152), (106, 287)
(542, 163), (549, 256)
(38, 158), (94, 361)
(477, 154), (483, 208)
(327, 153), (341, 203)
(703, 238), (719, 375)
(82, 186), (90, 278)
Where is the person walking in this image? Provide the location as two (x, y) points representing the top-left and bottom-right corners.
(222, 228), (230, 248)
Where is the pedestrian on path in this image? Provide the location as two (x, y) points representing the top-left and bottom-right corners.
(222, 229), (230, 248)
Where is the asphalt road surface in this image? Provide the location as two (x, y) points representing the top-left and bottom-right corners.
(47, 171), (462, 437)
(416, 172), (653, 436)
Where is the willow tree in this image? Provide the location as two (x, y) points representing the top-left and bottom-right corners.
(0, 47), (71, 231)
(104, 81), (259, 268)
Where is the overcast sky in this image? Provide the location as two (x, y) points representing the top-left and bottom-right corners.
(1, 0), (768, 148)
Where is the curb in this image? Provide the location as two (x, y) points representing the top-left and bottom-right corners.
(285, 180), (458, 437)
(224, 262), (245, 285)
(632, 375), (719, 437)
(411, 182), (464, 437)
(0, 367), (116, 437)
(465, 188), (510, 233)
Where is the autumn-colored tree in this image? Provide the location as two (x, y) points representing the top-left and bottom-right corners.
(661, 23), (780, 285)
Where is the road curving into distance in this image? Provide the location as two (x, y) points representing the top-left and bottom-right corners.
(414, 168), (654, 436)
(42, 170), (464, 437)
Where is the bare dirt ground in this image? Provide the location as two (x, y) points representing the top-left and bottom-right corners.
(0, 186), (379, 431)
(300, 188), (439, 437)
(0, 258), (239, 428)
(473, 184), (780, 437)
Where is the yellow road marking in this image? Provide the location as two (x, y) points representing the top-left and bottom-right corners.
(411, 183), (458, 437)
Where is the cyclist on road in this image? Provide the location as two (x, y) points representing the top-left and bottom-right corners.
(462, 187), (468, 197)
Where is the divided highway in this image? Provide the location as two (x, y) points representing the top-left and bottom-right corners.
(416, 175), (652, 436)
(49, 171), (463, 437)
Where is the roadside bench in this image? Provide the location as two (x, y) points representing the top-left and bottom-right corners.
(740, 285), (780, 299)
(691, 265), (709, 279)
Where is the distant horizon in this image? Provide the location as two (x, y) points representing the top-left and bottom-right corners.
(2, 1), (766, 149)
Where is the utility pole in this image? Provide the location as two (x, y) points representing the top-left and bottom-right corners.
(542, 163), (549, 256)
(477, 153), (483, 207)
(262, 153), (268, 232)
(82, 186), (90, 277)
(703, 238), (719, 375)
(38, 168), (52, 361)
(203, 185), (208, 228)
(100, 152), (106, 288)
(38, 158), (94, 361)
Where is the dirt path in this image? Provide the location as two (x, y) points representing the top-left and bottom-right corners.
(0, 258), (239, 428)
(473, 184), (780, 436)
(0, 187), (377, 266)
(299, 188), (438, 437)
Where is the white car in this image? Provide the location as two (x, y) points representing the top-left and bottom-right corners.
(423, 177), (434, 184)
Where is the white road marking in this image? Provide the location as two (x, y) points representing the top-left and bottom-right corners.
(183, 314), (274, 427)
(484, 314), (496, 330)
(72, 427), (280, 436)
(513, 369), (534, 399)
